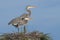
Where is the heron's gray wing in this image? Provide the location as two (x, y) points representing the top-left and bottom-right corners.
(20, 13), (30, 18)
(8, 17), (21, 25)
(18, 20), (28, 26)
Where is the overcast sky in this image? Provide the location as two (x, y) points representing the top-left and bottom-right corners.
(0, 0), (60, 40)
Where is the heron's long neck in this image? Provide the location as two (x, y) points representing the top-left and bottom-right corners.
(27, 9), (31, 16)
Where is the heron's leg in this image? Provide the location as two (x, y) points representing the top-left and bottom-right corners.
(24, 24), (27, 34)
(17, 27), (20, 40)
(23, 25), (27, 40)
(17, 27), (19, 34)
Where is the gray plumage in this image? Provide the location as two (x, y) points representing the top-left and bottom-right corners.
(8, 5), (36, 27)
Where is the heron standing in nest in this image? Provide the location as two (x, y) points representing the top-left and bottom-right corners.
(8, 5), (36, 34)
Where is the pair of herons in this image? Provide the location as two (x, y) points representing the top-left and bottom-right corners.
(8, 5), (36, 34)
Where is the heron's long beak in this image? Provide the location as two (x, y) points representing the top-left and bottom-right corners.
(27, 5), (37, 9)
(30, 6), (37, 8)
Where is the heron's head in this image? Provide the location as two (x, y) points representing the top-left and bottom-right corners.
(26, 5), (36, 9)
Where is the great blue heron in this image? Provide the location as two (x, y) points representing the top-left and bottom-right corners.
(8, 5), (36, 34)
